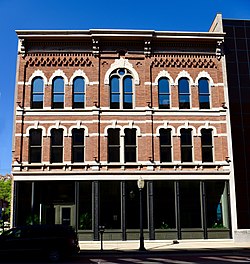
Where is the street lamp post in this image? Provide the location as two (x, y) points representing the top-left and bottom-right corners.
(137, 177), (146, 251)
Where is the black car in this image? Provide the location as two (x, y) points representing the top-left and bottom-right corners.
(0, 224), (80, 262)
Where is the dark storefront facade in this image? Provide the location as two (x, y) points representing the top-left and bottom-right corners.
(13, 179), (231, 240)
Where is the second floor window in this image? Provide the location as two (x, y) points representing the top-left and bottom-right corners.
(72, 129), (85, 162)
(29, 129), (42, 163)
(158, 78), (170, 109)
(159, 128), (172, 162)
(198, 78), (210, 109)
(108, 128), (120, 162)
(52, 77), (64, 109)
(201, 129), (213, 162)
(181, 128), (193, 162)
(124, 128), (137, 162)
(50, 129), (63, 163)
(110, 68), (133, 109)
(178, 78), (190, 109)
(31, 77), (44, 109)
(73, 77), (85, 108)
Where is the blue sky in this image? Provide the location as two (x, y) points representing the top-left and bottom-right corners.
(0, 0), (249, 175)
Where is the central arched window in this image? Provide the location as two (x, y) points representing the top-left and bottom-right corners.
(178, 78), (190, 109)
(31, 77), (44, 109)
(158, 78), (170, 109)
(73, 77), (85, 108)
(110, 68), (133, 109)
(52, 77), (64, 109)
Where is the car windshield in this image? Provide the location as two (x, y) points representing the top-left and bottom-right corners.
(1, 228), (21, 238)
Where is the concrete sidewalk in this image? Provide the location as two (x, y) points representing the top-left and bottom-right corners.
(79, 239), (250, 252)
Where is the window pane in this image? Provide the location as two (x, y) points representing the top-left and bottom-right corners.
(181, 129), (192, 145)
(73, 129), (84, 145)
(51, 148), (63, 163)
(202, 147), (213, 162)
(32, 78), (44, 93)
(179, 95), (190, 109)
(160, 147), (172, 162)
(125, 129), (136, 145)
(111, 77), (119, 93)
(73, 77), (85, 93)
(123, 77), (132, 93)
(53, 94), (64, 103)
(51, 129), (63, 145)
(179, 78), (189, 93)
(108, 129), (120, 145)
(108, 147), (120, 162)
(158, 78), (169, 93)
(125, 147), (136, 162)
(30, 148), (42, 163)
(160, 129), (171, 145)
(181, 147), (193, 162)
(53, 77), (64, 93)
(30, 130), (42, 145)
(198, 78), (209, 93)
(123, 94), (132, 109)
(159, 95), (170, 109)
(72, 147), (84, 162)
(74, 94), (84, 103)
(201, 129), (212, 145)
(199, 95), (210, 109)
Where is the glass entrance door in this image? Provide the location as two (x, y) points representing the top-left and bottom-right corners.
(54, 205), (75, 227)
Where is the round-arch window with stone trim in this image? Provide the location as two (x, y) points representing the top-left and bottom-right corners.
(110, 68), (133, 109)
(31, 77), (44, 109)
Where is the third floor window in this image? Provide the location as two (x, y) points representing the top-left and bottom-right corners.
(52, 77), (64, 109)
(31, 77), (44, 109)
(158, 78), (170, 109)
(73, 77), (85, 109)
(110, 68), (133, 109)
(178, 78), (190, 109)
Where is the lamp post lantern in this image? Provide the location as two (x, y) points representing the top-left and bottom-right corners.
(137, 177), (146, 251)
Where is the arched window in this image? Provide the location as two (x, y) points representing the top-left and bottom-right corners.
(201, 129), (213, 162)
(52, 77), (64, 109)
(50, 128), (63, 163)
(110, 68), (133, 109)
(29, 129), (42, 163)
(198, 78), (210, 109)
(158, 78), (170, 109)
(180, 128), (193, 162)
(72, 128), (85, 162)
(178, 78), (190, 109)
(159, 128), (172, 162)
(73, 77), (85, 108)
(31, 77), (44, 109)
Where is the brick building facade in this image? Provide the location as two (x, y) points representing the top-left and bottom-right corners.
(12, 16), (237, 241)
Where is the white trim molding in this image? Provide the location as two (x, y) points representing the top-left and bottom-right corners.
(194, 71), (215, 86)
(69, 69), (90, 85)
(177, 124), (197, 136)
(175, 70), (194, 86)
(48, 69), (69, 85)
(68, 124), (89, 137)
(27, 70), (48, 85)
(25, 125), (47, 137)
(154, 70), (174, 86)
(104, 58), (140, 85)
(156, 125), (176, 136)
(47, 123), (68, 137)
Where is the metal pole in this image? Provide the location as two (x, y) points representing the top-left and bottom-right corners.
(139, 188), (146, 251)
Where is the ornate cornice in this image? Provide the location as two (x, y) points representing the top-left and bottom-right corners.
(25, 53), (94, 67)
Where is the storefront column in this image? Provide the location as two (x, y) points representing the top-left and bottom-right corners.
(121, 181), (126, 241)
(31, 181), (35, 224)
(226, 181), (233, 239)
(12, 181), (18, 227)
(93, 181), (99, 241)
(175, 181), (181, 240)
(201, 181), (208, 239)
(148, 181), (155, 240)
(75, 181), (79, 232)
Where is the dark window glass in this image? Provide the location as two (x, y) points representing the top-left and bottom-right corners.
(72, 129), (84, 162)
(52, 77), (64, 109)
(198, 78), (210, 109)
(201, 129), (213, 162)
(110, 76), (120, 109)
(50, 129), (63, 163)
(29, 129), (42, 163)
(123, 76), (133, 109)
(31, 77), (44, 109)
(158, 78), (170, 109)
(178, 78), (190, 109)
(124, 128), (136, 162)
(180, 128), (192, 162)
(159, 128), (172, 162)
(108, 128), (120, 162)
(73, 77), (85, 108)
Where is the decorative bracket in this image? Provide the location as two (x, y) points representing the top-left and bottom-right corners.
(92, 39), (99, 57)
(144, 40), (151, 57)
